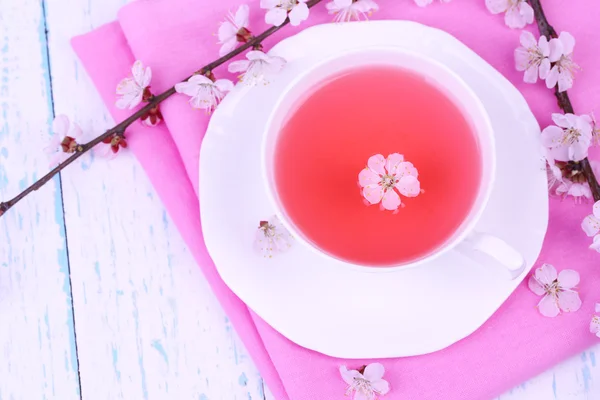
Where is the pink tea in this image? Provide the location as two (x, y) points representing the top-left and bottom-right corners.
(274, 66), (482, 266)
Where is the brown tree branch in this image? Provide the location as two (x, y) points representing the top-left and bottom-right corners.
(528, 0), (600, 202)
(0, 0), (323, 218)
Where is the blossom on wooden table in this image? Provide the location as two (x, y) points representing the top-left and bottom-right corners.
(255, 216), (293, 258)
(340, 363), (390, 400)
(115, 60), (152, 110)
(175, 74), (234, 113)
(325, 0), (378, 22)
(44, 115), (84, 168)
(485, 0), (533, 29)
(260, 0), (309, 26)
(541, 113), (593, 162)
(218, 5), (252, 57)
(528, 263), (582, 317)
(582, 201), (600, 252)
(358, 153), (421, 213)
(228, 50), (286, 86)
(546, 32), (579, 92)
(514, 31), (550, 84)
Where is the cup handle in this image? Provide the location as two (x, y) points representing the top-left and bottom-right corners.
(456, 231), (526, 279)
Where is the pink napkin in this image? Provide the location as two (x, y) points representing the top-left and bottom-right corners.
(71, 0), (600, 398)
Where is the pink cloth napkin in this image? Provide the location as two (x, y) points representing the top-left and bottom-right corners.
(71, 0), (600, 398)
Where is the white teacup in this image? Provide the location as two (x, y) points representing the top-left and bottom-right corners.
(262, 47), (525, 279)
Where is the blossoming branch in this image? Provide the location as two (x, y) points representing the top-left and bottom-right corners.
(0, 0), (328, 218)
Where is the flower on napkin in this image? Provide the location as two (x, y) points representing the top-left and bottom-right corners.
(340, 363), (390, 400)
(413, 0), (451, 7)
(582, 201), (600, 253)
(515, 31), (551, 84)
(255, 216), (293, 258)
(541, 113), (593, 162)
(325, 0), (379, 22)
(218, 5), (252, 57)
(175, 74), (234, 113)
(116, 60), (152, 110)
(528, 263), (582, 317)
(44, 115), (84, 168)
(545, 32), (579, 93)
(228, 50), (286, 86)
(358, 153), (421, 212)
(260, 0), (309, 27)
(485, 0), (533, 29)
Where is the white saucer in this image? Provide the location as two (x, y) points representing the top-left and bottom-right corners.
(199, 21), (548, 359)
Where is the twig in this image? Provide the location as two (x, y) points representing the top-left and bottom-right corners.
(0, 0), (323, 218)
(528, 0), (600, 202)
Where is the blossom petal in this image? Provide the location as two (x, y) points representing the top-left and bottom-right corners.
(228, 60), (250, 73)
(219, 37), (238, 57)
(568, 138), (590, 161)
(396, 176), (420, 197)
(528, 275), (546, 296)
(591, 235), (600, 253)
(174, 81), (198, 97)
(131, 61), (146, 86)
(265, 7), (288, 26)
(485, 0), (508, 14)
(218, 21), (237, 42)
(263, 56), (286, 74)
(52, 114), (70, 137)
(246, 50), (269, 61)
(385, 153), (404, 175)
(358, 168), (380, 187)
(540, 125), (564, 148)
(558, 290), (582, 313)
(363, 184), (384, 205)
(557, 269), (580, 289)
(558, 32), (575, 55)
(590, 316), (600, 334)
(519, 31), (536, 48)
(260, 0), (280, 9)
(534, 263), (557, 285)
(339, 366), (362, 385)
(214, 79), (234, 93)
(235, 4), (250, 27)
(395, 161), (418, 178)
(518, 2), (534, 25)
(552, 113), (572, 128)
(353, 392), (369, 400)
(594, 201), (600, 218)
(539, 58), (551, 79)
(363, 363), (385, 381)
(523, 64), (539, 84)
(538, 294), (560, 317)
(371, 379), (390, 395)
(381, 189), (401, 210)
(288, 2), (309, 26)
(367, 154), (386, 175)
(582, 215), (600, 237)
(557, 70), (574, 93)
(538, 36), (550, 56)
(514, 47), (530, 72)
(504, 6), (527, 29)
(545, 66), (559, 89)
(548, 38), (564, 62)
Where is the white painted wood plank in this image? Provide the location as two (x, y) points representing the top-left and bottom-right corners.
(0, 0), (81, 399)
(43, 1), (267, 398)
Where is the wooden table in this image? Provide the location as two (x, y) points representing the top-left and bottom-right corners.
(0, 0), (598, 398)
